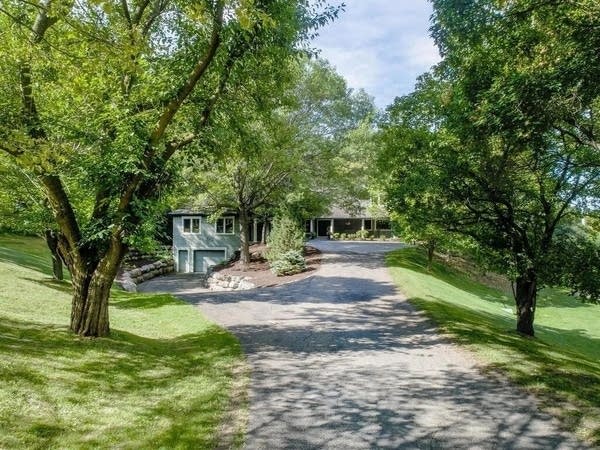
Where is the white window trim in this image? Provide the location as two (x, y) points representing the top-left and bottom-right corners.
(215, 216), (236, 235)
(182, 216), (201, 234)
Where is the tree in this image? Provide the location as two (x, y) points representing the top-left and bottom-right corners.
(286, 59), (376, 213)
(182, 57), (375, 265)
(187, 117), (298, 268)
(0, 0), (340, 336)
(382, 0), (600, 336)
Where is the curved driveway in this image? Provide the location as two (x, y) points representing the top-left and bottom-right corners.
(140, 241), (584, 449)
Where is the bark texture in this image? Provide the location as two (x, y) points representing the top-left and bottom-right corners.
(426, 240), (436, 271)
(69, 239), (126, 336)
(515, 270), (537, 336)
(44, 229), (64, 281)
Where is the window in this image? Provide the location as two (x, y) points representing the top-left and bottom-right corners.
(364, 219), (373, 230)
(183, 217), (200, 234)
(216, 217), (235, 234)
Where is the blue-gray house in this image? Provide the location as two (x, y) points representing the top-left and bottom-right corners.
(170, 210), (242, 273)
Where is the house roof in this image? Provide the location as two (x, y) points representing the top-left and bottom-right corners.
(169, 209), (238, 217)
(320, 205), (366, 219)
(316, 201), (389, 219)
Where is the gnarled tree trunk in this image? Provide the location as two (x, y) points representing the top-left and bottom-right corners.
(69, 239), (126, 337)
(514, 269), (537, 337)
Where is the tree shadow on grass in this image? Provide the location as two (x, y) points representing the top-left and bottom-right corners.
(0, 247), (72, 281)
(110, 290), (184, 309)
(386, 248), (597, 310)
(22, 277), (72, 294)
(405, 295), (600, 446)
(0, 247), (53, 277)
(0, 315), (241, 449)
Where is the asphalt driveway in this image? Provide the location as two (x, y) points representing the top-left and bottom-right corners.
(139, 240), (585, 449)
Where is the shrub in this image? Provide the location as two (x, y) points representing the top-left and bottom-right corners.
(340, 233), (347, 240)
(266, 216), (305, 262)
(270, 250), (306, 276)
(332, 233), (340, 240)
(356, 229), (370, 240)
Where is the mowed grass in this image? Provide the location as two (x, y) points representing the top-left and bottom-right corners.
(0, 234), (246, 449)
(387, 247), (600, 445)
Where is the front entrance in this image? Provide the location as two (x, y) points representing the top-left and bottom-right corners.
(178, 250), (189, 273)
(193, 250), (226, 273)
(317, 220), (330, 237)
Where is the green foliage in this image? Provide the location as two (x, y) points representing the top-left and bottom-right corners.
(0, 156), (50, 235)
(355, 229), (370, 240)
(544, 223), (600, 303)
(181, 57), (377, 226)
(269, 250), (306, 276)
(0, 0), (344, 335)
(266, 215), (305, 262)
(280, 59), (377, 217)
(0, 235), (245, 448)
(380, 0), (600, 335)
(387, 247), (600, 445)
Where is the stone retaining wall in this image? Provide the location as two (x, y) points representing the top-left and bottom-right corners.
(118, 260), (174, 292)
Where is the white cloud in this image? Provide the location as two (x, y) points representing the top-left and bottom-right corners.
(312, 0), (440, 108)
(403, 36), (441, 69)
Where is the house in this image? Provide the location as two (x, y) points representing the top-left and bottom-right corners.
(305, 204), (392, 238)
(171, 210), (239, 273)
(170, 203), (392, 273)
(170, 210), (266, 273)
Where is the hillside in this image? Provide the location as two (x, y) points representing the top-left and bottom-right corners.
(0, 234), (246, 449)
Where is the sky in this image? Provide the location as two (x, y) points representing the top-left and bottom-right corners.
(312, 0), (441, 109)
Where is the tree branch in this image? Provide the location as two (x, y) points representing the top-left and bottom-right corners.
(40, 175), (82, 256)
(121, 0), (132, 26)
(132, 0), (152, 25)
(150, 0), (225, 146)
(31, 0), (58, 44)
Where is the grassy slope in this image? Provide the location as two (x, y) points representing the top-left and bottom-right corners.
(0, 235), (245, 449)
(387, 248), (600, 445)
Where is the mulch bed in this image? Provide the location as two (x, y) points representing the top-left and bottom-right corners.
(212, 244), (322, 288)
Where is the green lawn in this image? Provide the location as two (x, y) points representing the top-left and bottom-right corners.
(0, 234), (246, 449)
(387, 248), (600, 445)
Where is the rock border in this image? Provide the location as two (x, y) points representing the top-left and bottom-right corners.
(118, 260), (175, 292)
(207, 271), (255, 291)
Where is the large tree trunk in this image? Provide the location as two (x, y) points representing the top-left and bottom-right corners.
(69, 240), (125, 337)
(44, 229), (64, 281)
(239, 209), (251, 270)
(514, 269), (537, 337)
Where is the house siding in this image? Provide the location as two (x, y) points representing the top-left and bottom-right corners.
(172, 214), (241, 273)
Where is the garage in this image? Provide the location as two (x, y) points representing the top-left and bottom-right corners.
(193, 249), (226, 273)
